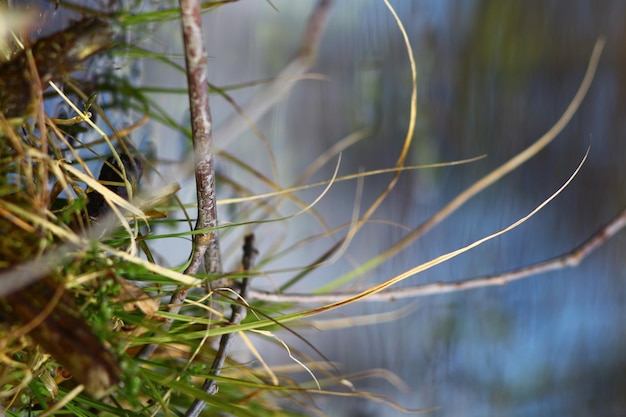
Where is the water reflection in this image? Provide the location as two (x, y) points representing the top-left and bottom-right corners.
(144, 1), (626, 415)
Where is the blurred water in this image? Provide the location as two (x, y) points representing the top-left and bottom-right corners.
(147, 1), (626, 416)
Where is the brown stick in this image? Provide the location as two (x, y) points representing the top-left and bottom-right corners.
(249, 207), (626, 303)
(214, 0), (333, 149)
(179, 0), (221, 277)
(136, 0), (222, 361)
(185, 234), (257, 417)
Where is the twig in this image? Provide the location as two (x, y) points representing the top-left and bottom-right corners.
(249, 206), (626, 303)
(185, 234), (258, 417)
(214, 0), (332, 149)
(136, 0), (222, 361)
(136, 0), (331, 362)
(179, 0), (222, 277)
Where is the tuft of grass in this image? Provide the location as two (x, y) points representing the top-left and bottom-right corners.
(0, 1), (607, 416)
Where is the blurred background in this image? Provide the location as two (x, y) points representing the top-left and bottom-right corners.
(28, 0), (626, 416)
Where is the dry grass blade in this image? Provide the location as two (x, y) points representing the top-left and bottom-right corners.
(251, 203), (626, 303)
(337, 0), (418, 234)
(219, 155), (485, 206)
(295, 128), (370, 185)
(315, 36), (606, 292)
(418, 38), (605, 237)
(254, 147), (588, 315)
(271, 0), (420, 294)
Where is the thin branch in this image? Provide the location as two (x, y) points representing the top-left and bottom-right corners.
(136, 0), (222, 361)
(185, 234), (257, 417)
(137, 0), (332, 363)
(249, 206), (626, 303)
(214, 0), (332, 149)
(179, 0), (221, 277)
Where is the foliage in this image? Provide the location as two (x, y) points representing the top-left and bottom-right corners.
(0, 1), (606, 416)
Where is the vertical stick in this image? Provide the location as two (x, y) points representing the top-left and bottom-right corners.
(180, 0), (222, 277)
(136, 0), (222, 362)
(185, 235), (257, 417)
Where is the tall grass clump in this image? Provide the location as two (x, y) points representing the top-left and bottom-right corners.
(0, 1), (611, 416)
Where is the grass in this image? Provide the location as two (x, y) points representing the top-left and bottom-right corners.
(0, 1), (608, 416)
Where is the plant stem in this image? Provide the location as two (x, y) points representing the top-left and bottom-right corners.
(136, 0), (222, 362)
(179, 0), (222, 277)
(185, 234), (257, 417)
(251, 203), (626, 304)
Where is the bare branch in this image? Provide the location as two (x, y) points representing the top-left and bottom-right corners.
(214, 0), (333, 149)
(138, 0), (332, 363)
(185, 234), (257, 417)
(179, 0), (221, 277)
(250, 206), (626, 303)
(182, 6), (333, 411)
(136, 0), (222, 361)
